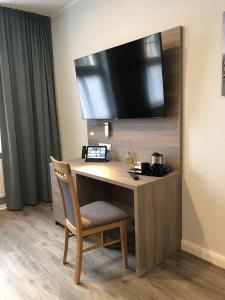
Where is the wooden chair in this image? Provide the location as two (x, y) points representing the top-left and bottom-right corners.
(50, 156), (128, 284)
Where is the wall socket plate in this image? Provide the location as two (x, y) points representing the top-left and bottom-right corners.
(99, 143), (112, 151)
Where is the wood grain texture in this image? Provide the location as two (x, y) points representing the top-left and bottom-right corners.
(51, 157), (129, 284)
(134, 173), (181, 276)
(1, 203), (225, 300)
(88, 26), (182, 171)
(50, 158), (180, 224)
(69, 159), (179, 190)
(50, 159), (179, 225)
(50, 163), (64, 224)
(50, 159), (181, 276)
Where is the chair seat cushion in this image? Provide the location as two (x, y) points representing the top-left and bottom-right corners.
(80, 201), (128, 229)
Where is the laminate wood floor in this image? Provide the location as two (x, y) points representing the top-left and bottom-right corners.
(1, 203), (225, 300)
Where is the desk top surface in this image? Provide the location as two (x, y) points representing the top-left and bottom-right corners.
(68, 158), (179, 191)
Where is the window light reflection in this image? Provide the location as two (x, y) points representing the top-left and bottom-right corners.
(144, 34), (164, 108)
(76, 165), (111, 178)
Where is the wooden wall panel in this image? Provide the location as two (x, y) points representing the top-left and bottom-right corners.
(88, 26), (182, 171)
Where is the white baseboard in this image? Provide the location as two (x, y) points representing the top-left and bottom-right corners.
(181, 240), (225, 269)
(0, 203), (6, 210)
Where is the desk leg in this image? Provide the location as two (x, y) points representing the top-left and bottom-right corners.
(134, 176), (181, 276)
(134, 186), (151, 277)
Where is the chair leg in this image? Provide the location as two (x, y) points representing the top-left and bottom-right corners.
(75, 236), (83, 284)
(120, 221), (128, 268)
(63, 226), (69, 265)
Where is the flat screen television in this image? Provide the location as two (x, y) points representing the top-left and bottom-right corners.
(74, 32), (165, 120)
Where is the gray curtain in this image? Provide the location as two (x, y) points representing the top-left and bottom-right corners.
(0, 7), (61, 210)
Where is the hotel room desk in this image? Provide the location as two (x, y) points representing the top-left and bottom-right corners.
(50, 158), (181, 277)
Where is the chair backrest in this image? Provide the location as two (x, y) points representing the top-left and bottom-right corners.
(50, 156), (82, 233)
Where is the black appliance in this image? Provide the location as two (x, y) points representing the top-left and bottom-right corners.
(129, 160), (172, 177)
(74, 32), (165, 120)
(151, 152), (163, 165)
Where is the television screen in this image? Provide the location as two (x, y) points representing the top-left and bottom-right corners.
(74, 32), (165, 119)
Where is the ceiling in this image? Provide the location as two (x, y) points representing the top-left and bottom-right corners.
(0, 0), (76, 16)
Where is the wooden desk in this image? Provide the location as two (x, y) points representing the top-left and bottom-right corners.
(50, 159), (181, 276)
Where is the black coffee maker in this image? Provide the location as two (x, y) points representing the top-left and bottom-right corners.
(129, 153), (172, 177)
(150, 152), (164, 176)
(151, 152), (163, 165)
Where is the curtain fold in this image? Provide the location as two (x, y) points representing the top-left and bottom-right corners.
(0, 7), (61, 210)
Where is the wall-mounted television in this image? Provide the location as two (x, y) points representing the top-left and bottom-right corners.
(74, 32), (165, 120)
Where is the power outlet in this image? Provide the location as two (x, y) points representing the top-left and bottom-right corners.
(99, 143), (112, 151)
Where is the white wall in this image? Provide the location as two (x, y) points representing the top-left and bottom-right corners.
(51, 0), (225, 267)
